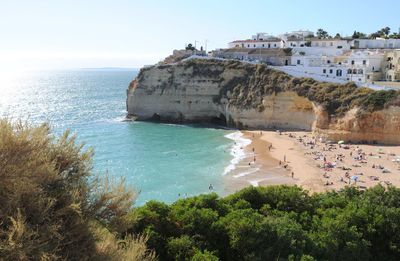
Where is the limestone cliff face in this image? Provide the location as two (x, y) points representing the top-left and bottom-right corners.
(127, 58), (400, 144)
(315, 107), (400, 144)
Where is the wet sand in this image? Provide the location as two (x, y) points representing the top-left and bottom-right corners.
(224, 130), (400, 194)
(223, 131), (295, 195)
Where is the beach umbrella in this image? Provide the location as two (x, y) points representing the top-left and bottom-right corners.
(338, 140), (345, 144)
(351, 175), (358, 181)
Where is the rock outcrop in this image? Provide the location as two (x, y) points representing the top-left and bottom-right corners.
(127, 58), (400, 144)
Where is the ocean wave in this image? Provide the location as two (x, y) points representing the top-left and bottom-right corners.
(223, 131), (252, 175)
(249, 180), (260, 187)
(232, 167), (260, 178)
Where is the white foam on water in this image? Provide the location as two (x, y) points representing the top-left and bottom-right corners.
(223, 131), (252, 175)
(232, 167), (259, 178)
(249, 180), (260, 187)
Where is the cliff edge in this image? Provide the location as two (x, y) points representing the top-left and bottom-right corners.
(127, 58), (400, 144)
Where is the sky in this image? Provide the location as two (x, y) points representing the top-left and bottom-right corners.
(1, 0), (400, 70)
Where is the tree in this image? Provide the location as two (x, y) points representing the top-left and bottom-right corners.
(382, 26), (391, 36)
(186, 43), (196, 51)
(167, 235), (197, 261)
(369, 27), (391, 39)
(316, 28), (329, 39)
(389, 32), (400, 39)
(192, 250), (219, 261)
(334, 33), (341, 39)
(352, 31), (366, 39)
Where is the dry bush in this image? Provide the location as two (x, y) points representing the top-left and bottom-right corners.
(0, 119), (152, 260)
(93, 222), (156, 261)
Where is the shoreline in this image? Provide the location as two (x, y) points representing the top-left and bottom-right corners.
(223, 130), (400, 194)
(222, 130), (295, 195)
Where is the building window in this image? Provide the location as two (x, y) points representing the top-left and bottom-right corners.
(268, 44), (271, 48)
(297, 60), (301, 65)
(262, 44), (265, 47)
(353, 69), (357, 74)
(274, 44), (276, 47)
(336, 69), (342, 76)
(329, 69), (333, 74)
(347, 69), (352, 74)
(330, 42), (333, 46)
(323, 69), (326, 73)
(327, 60), (331, 64)
(367, 75), (370, 79)
(248, 44), (250, 47)
(358, 69), (363, 74)
(351, 60), (355, 65)
(363, 60), (366, 65)
(254, 44), (256, 47)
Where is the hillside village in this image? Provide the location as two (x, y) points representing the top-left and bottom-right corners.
(167, 28), (400, 89)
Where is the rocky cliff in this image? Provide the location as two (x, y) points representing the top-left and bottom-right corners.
(127, 58), (400, 144)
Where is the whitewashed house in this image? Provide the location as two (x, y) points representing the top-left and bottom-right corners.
(279, 30), (314, 48)
(228, 38), (282, 49)
(288, 49), (384, 83)
(311, 39), (351, 50)
(352, 38), (400, 49)
(383, 50), (400, 81)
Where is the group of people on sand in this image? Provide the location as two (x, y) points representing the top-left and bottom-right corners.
(286, 132), (400, 190)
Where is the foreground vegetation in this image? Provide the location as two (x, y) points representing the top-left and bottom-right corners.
(0, 120), (155, 260)
(127, 185), (400, 261)
(2, 119), (400, 260)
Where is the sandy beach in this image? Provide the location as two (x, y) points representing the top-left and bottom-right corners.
(225, 130), (400, 194)
(223, 131), (295, 195)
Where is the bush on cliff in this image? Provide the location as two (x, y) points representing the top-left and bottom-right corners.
(126, 185), (400, 261)
(0, 119), (155, 261)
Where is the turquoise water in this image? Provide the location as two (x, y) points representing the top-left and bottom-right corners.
(0, 69), (233, 205)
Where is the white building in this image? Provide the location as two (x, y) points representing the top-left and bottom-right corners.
(310, 39), (351, 50)
(289, 50), (384, 83)
(279, 30), (314, 48)
(283, 36), (306, 48)
(251, 32), (275, 40)
(228, 39), (282, 49)
(352, 38), (400, 49)
(383, 50), (400, 81)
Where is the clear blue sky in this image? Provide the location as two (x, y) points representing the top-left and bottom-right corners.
(1, 0), (399, 70)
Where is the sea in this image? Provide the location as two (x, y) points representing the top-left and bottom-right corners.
(0, 69), (249, 205)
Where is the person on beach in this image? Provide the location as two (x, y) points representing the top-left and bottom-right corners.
(279, 160), (282, 165)
(252, 147), (255, 152)
(254, 156), (256, 162)
(291, 172), (294, 178)
(284, 155), (286, 162)
(209, 184), (213, 190)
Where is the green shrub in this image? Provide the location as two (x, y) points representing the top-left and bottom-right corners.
(127, 184), (400, 260)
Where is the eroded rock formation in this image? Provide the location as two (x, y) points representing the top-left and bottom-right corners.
(127, 58), (400, 144)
